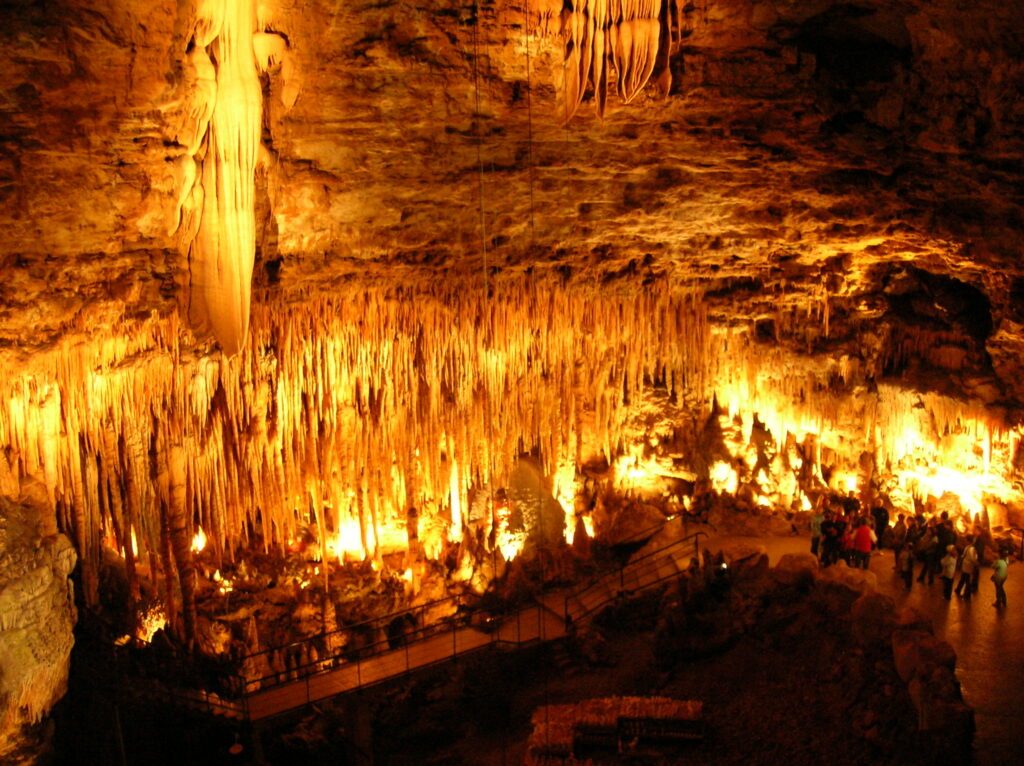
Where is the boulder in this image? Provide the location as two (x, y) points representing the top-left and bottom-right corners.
(895, 606), (932, 633)
(850, 592), (898, 648)
(817, 560), (877, 593)
(892, 629), (957, 684)
(195, 618), (232, 656)
(908, 665), (974, 739)
(633, 519), (686, 559)
(0, 502), (77, 762)
(603, 502), (667, 546)
(773, 553), (818, 586)
(717, 543), (769, 579)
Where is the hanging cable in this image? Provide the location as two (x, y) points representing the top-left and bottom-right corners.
(471, 1), (500, 589)
(524, 0), (537, 240)
(471, 3), (489, 299)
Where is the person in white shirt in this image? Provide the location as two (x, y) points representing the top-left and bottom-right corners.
(954, 536), (977, 600)
(991, 550), (1009, 609)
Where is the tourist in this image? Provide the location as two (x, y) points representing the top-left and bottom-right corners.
(871, 504), (890, 548)
(897, 543), (914, 590)
(890, 513), (908, 553)
(820, 510), (838, 567)
(955, 536), (978, 600)
(991, 549), (1009, 609)
(940, 545), (958, 600)
(904, 516), (920, 558)
(972, 533), (987, 594)
(810, 501), (824, 558)
(915, 521), (938, 585)
(841, 516), (856, 565)
(852, 518), (875, 570)
(937, 513), (957, 558)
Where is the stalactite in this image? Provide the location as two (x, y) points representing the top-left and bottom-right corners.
(556, 0), (680, 120)
(174, 0), (298, 355)
(3, 275), (1020, 625)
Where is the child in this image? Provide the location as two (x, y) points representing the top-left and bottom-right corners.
(898, 543), (913, 590)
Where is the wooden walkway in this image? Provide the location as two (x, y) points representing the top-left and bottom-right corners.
(243, 604), (566, 720)
(557, 530), (703, 626)
(124, 529), (705, 722)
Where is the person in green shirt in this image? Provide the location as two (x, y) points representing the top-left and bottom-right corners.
(991, 550), (1009, 609)
(810, 501), (824, 559)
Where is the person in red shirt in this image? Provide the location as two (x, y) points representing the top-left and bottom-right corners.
(852, 518), (876, 570)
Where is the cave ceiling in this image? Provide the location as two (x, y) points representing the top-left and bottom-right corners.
(0, 0), (1022, 402)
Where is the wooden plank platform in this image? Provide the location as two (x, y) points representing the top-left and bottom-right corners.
(245, 604), (566, 720)
(121, 530), (704, 722)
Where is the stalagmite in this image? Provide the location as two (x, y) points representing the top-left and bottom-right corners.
(167, 445), (197, 646)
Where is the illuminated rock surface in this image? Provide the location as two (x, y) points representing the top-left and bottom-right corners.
(0, 0), (1021, 760)
(0, 500), (76, 762)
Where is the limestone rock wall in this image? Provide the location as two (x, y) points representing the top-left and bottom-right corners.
(0, 1), (1020, 375)
(0, 500), (77, 762)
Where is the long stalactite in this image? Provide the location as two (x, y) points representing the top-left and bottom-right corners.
(556, 0), (683, 120)
(175, 0), (296, 356)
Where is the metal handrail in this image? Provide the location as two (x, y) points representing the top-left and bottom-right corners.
(116, 600), (552, 716)
(239, 605), (487, 692)
(241, 590), (472, 665)
(566, 530), (706, 627)
(230, 515), (694, 690)
(114, 526), (706, 720)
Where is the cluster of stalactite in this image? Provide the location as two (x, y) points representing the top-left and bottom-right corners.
(0, 278), (705, 645)
(881, 324), (974, 374)
(3, 277), (1019, 647)
(553, 0), (684, 120)
(705, 327), (1022, 516)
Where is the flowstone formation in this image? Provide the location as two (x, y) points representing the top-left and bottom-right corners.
(0, 499), (76, 762)
(174, 0), (298, 355)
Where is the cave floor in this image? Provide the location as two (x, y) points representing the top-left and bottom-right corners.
(708, 533), (1023, 766)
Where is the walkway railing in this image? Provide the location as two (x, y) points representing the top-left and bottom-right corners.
(113, 523), (708, 720)
(566, 530), (706, 626)
(114, 599), (559, 721)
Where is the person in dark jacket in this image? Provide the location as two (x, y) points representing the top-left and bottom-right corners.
(820, 510), (839, 567)
(871, 504), (890, 548)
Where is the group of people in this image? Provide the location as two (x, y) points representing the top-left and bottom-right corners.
(810, 500), (1011, 609)
(809, 500), (885, 571)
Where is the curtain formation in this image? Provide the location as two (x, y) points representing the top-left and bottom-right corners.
(558, 0), (684, 120)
